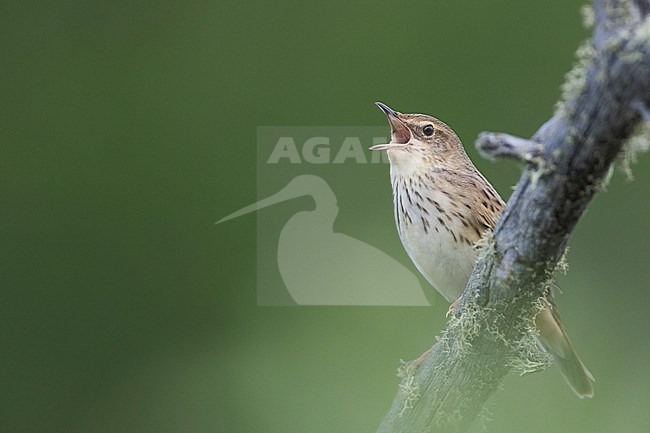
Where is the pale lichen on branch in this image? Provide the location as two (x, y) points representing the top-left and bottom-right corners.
(376, 2), (650, 432)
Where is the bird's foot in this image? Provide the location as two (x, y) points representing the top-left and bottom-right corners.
(404, 347), (433, 371)
(403, 336), (440, 371)
(446, 297), (461, 318)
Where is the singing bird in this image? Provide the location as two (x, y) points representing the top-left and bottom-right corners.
(370, 102), (594, 398)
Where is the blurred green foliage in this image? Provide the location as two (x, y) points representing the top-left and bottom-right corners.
(1, 1), (649, 432)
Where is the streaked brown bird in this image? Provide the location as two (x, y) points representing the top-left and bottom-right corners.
(370, 102), (594, 398)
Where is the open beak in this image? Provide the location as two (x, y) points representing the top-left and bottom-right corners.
(369, 102), (411, 151)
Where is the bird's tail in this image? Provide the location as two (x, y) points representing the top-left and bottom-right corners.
(535, 306), (595, 398)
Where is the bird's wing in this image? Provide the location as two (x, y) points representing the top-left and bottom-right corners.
(471, 171), (505, 231)
(443, 170), (505, 239)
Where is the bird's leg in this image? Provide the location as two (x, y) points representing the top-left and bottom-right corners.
(446, 297), (461, 318)
(407, 299), (461, 370)
(405, 335), (440, 370)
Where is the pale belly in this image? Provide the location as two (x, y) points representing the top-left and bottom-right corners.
(398, 223), (477, 303)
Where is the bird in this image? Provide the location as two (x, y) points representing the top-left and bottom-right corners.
(369, 101), (594, 398)
(217, 174), (429, 306)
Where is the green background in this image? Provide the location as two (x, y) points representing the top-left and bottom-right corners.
(2, 1), (649, 432)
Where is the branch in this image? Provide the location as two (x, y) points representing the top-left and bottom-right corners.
(632, 99), (650, 123)
(376, 1), (650, 432)
(632, 0), (650, 18)
(475, 132), (544, 165)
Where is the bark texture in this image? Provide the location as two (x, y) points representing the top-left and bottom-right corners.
(376, 1), (650, 432)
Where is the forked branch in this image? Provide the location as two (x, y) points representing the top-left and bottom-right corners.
(376, 1), (650, 432)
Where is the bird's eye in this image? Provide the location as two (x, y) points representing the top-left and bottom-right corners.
(423, 124), (435, 137)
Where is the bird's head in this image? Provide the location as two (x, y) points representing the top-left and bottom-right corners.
(370, 102), (467, 169)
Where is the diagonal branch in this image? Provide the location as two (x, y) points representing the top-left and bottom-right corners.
(375, 1), (650, 432)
